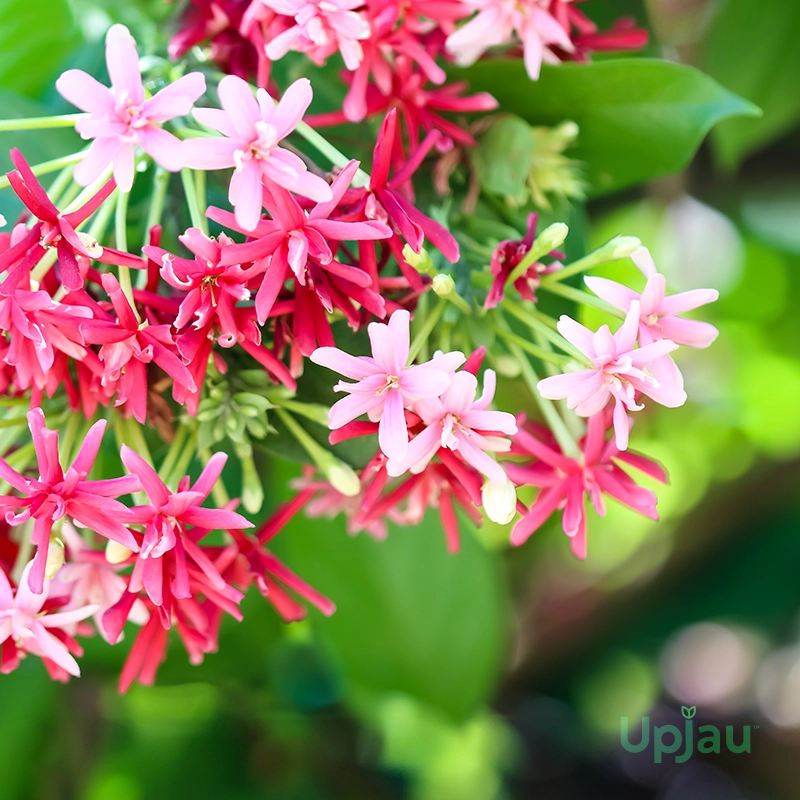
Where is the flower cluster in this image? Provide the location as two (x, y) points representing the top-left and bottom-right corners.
(0, 0), (716, 690)
(170, 0), (646, 147)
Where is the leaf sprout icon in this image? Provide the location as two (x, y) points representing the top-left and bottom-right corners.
(682, 706), (697, 719)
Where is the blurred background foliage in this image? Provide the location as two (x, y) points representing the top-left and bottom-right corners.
(2, 0), (800, 797)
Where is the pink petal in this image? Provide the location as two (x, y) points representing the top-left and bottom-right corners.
(218, 74), (259, 140)
(388, 308), (412, 366)
(106, 24), (144, 105)
(328, 391), (384, 429)
(378, 389), (408, 461)
(400, 365), (451, 399)
(556, 315), (595, 358)
(32, 623), (81, 676)
(70, 418), (106, 475)
(73, 137), (122, 187)
(16, 561), (47, 614)
(510, 485), (565, 546)
(230, 162), (264, 231)
(111, 142), (137, 193)
(631, 246), (657, 278)
(271, 77), (313, 139)
(657, 288), (720, 316)
(192, 452), (228, 500)
(583, 276), (638, 312)
(537, 370), (595, 401)
(181, 507), (253, 530)
(141, 126), (186, 172)
(385, 422), (442, 477)
(310, 347), (379, 380)
(55, 69), (114, 115)
(657, 316), (719, 349)
(182, 136), (240, 170)
(442, 370), (478, 414)
(120, 445), (169, 506)
(144, 72), (206, 122)
(613, 301), (641, 355)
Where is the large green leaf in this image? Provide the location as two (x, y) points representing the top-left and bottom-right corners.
(0, 0), (79, 98)
(704, 0), (800, 168)
(453, 59), (759, 195)
(284, 511), (510, 721)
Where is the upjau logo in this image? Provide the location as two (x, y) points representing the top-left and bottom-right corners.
(620, 706), (754, 763)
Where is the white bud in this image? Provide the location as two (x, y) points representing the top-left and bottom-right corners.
(482, 479), (517, 525)
(0, 214), (6, 228)
(535, 222), (569, 253)
(606, 235), (641, 260)
(327, 462), (361, 497)
(106, 540), (134, 564)
(432, 273), (456, 297)
(44, 538), (65, 579)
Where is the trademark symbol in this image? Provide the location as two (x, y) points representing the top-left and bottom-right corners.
(753, 725), (760, 730)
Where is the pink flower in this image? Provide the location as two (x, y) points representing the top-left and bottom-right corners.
(0, 410), (141, 595)
(212, 159), (390, 324)
(56, 523), (149, 642)
(537, 302), (687, 451)
(508, 413), (667, 559)
(446, 0), (574, 80)
(56, 24), (206, 192)
(386, 369), (517, 485)
(585, 246), (719, 386)
(0, 562), (98, 677)
(183, 75), (333, 230)
(78, 273), (197, 422)
(120, 447), (253, 607)
(261, 0), (371, 70)
(311, 309), (465, 460)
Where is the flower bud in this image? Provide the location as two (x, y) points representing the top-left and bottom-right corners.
(482, 479), (517, 525)
(0, 214), (6, 228)
(602, 235), (641, 261)
(432, 273), (456, 297)
(326, 461), (361, 497)
(106, 539), (134, 564)
(44, 538), (65, 579)
(533, 222), (569, 254)
(402, 243), (436, 275)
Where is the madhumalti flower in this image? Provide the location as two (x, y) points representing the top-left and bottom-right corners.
(56, 24), (206, 192)
(585, 246), (719, 385)
(508, 412), (667, 559)
(537, 302), (686, 451)
(446, 0), (574, 80)
(0, 410), (141, 594)
(311, 308), (465, 461)
(183, 75), (332, 230)
(0, 561), (98, 678)
(260, 0), (371, 70)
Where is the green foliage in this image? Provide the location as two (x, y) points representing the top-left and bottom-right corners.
(705, 0), (800, 168)
(455, 59), (759, 195)
(0, 0), (78, 98)
(284, 512), (510, 722)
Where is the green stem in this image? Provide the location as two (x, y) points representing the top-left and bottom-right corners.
(540, 235), (641, 285)
(294, 120), (371, 187)
(157, 422), (189, 483)
(490, 324), (570, 368)
(47, 164), (77, 206)
(181, 168), (207, 233)
(115, 191), (139, 320)
(503, 301), (592, 366)
(168, 429), (198, 489)
(0, 113), (84, 131)
(62, 164), (112, 214)
(0, 152), (84, 190)
(505, 341), (581, 459)
(540, 280), (624, 317)
(407, 299), (446, 364)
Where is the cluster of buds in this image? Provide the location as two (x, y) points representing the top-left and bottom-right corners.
(0, 1), (717, 690)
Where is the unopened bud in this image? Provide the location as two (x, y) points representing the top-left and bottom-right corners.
(602, 235), (641, 261)
(106, 539), (133, 564)
(493, 355), (521, 378)
(482, 479), (517, 525)
(533, 222), (569, 255)
(432, 273), (456, 297)
(0, 214), (6, 228)
(44, 538), (65, 579)
(403, 243), (436, 276)
(326, 461), (361, 497)
(77, 231), (104, 258)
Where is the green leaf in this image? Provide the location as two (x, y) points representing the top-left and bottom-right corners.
(704, 0), (800, 168)
(473, 115), (533, 198)
(284, 512), (510, 721)
(453, 59), (759, 195)
(0, 0), (79, 98)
